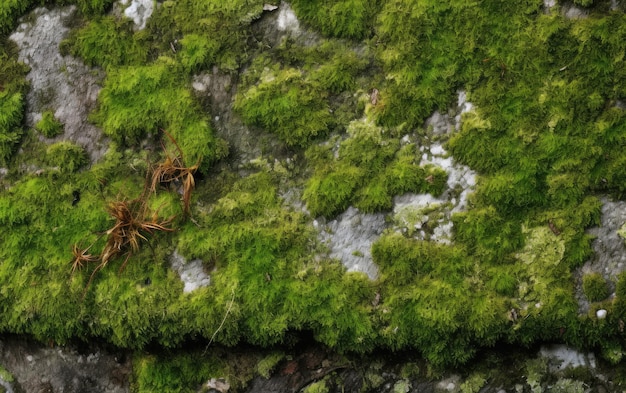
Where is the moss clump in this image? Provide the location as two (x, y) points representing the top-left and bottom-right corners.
(0, 0), (34, 34)
(235, 41), (370, 149)
(62, 16), (148, 68)
(303, 379), (330, 393)
(460, 373), (487, 393)
(148, 0), (265, 71)
(36, 110), (64, 138)
(256, 352), (284, 379)
(303, 120), (447, 217)
(582, 273), (609, 302)
(70, 0), (117, 16)
(235, 67), (333, 147)
(92, 58), (224, 169)
(177, 34), (220, 74)
(133, 352), (226, 393)
(290, 0), (382, 40)
(46, 141), (88, 173)
(0, 365), (14, 383)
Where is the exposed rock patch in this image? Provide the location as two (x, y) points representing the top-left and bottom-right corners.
(315, 92), (477, 277)
(119, 0), (153, 30)
(171, 250), (211, 293)
(576, 197), (626, 313)
(192, 67), (266, 165)
(9, 6), (107, 164)
(0, 337), (130, 393)
(540, 344), (597, 372)
(315, 207), (385, 280)
(276, 2), (300, 34)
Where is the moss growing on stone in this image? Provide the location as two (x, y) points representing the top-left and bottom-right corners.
(36, 110), (63, 138)
(234, 67), (334, 147)
(582, 273), (609, 302)
(0, 91), (24, 165)
(303, 120), (447, 217)
(2, 0), (626, 376)
(290, 0), (381, 39)
(63, 16), (149, 68)
(92, 58), (225, 169)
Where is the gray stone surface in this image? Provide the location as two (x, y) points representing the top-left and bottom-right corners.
(9, 7), (107, 164)
(0, 337), (130, 393)
(576, 197), (626, 313)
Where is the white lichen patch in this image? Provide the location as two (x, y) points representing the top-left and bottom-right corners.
(170, 250), (211, 293)
(539, 345), (597, 372)
(277, 2), (300, 34)
(9, 7), (107, 163)
(316, 207), (384, 280)
(119, 0), (154, 30)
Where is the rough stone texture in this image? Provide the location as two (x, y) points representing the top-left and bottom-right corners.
(119, 0), (153, 30)
(576, 197), (626, 313)
(191, 67), (267, 165)
(192, 2), (317, 167)
(315, 207), (385, 280)
(9, 7), (107, 164)
(171, 250), (211, 293)
(0, 337), (130, 393)
(540, 345), (597, 372)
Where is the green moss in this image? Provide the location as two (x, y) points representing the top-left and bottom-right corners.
(57, 0), (116, 16)
(62, 16), (149, 68)
(1, 0), (626, 373)
(133, 352), (226, 393)
(460, 373), (487, 393)
(291, 0), (381, 39)
(0, 365), (14, 383)
(46, 141), (88, 173)
(0, 0), (35, 34)
(256, 351), (284, 379)
(178, 34), (220, 74)
(303, 120), (447, 217)
(235, 67), (334, 147)
(0, 91), (24, 165)
(582, 273), (609, 302)
(92, 59), (224, 169)
(303, 379), (329, 393)
(392, 379), (410, 393)
(551, 379), (585, 393)
(36, 110), (63, 138)
(147, 0), (264, 71)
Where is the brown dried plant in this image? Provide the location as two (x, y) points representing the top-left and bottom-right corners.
(70, 243), (99, 274)
(150, 130), (198, 215)
(71, 131), (193, 294)
(86, 195), (174, 293)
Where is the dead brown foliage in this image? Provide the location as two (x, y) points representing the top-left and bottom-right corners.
(72, 194), (174, 295)
(71, 131), (194, 294)
(150, 130), (198, 215)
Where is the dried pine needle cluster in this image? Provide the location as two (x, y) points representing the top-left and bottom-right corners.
(71, 133), (198, 292)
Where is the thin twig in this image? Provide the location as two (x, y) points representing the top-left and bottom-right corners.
(204, 287), (236, 354)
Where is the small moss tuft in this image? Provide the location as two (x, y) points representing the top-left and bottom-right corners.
(46, 141), (88, 173)
(582, 273), (609, 302)
(36, 111), (64, 138)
